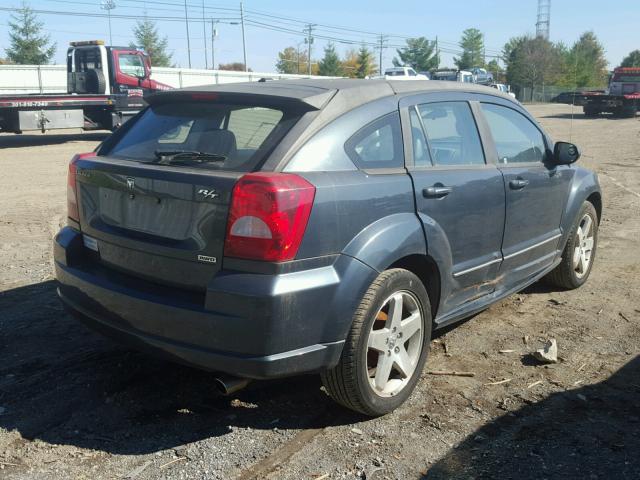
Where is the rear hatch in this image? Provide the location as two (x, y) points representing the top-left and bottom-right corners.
(74, 95), (316, 291)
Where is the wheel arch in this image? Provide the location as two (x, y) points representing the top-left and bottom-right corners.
(388, 254), (442, 320)
(586, 191), (602, 224)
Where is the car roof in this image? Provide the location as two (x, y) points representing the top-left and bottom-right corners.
(150, 78), (514, 115)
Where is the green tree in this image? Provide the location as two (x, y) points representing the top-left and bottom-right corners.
(486, 58), (503, 81)
(218, 62), (251, 72)
(131, 18), (172, 67)
(317, 42), (343, 76)
(5, 2), (56, 65)
(621, 49), (640, 67)
(503, 35), (565, 94)
(341, 48), (359, 78)
(393, 37), (438, 71)
(564, 31), (608, 87)
(454, 28), (485, 70)
(275, 46), (309, 74)
(356, 45), (376, 78)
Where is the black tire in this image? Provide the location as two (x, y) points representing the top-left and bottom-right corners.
(321, 269), (432, 416)
(583, 106), (600, 117)
(622, 105), (638, 118)
(545, 201), (598, 289)
(86, 68), (107, 94)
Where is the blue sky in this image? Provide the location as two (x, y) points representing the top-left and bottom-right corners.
(1, 0), (638, 72)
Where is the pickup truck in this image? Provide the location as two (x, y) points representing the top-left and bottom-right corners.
(384, 67), (429, 80)
(578, 67), (640, 117)
(0, 40), (171, 133)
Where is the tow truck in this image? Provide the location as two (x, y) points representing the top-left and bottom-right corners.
(578, 67), (640, 117)
(0, 40), (171, 133)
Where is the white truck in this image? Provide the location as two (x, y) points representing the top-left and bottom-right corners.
(383, 67), (429, 80)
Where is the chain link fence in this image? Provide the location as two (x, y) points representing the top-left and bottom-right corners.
(514, 84), (604, 103)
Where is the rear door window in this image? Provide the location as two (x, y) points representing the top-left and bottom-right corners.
(344, 113), (404, 169)
(417, 102), (485, 166)
(104, 102), (302, 171)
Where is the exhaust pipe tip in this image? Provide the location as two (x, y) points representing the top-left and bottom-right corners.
(214, 376), (251, 396)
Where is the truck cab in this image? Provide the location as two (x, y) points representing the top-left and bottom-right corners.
(67, 40), (171, 102)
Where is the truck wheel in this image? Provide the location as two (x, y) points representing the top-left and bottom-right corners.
(583, 106), (599, 117)
(545, 201), (598, 290)
(321, 269), (431, 416)
(622, 105), (638, 118)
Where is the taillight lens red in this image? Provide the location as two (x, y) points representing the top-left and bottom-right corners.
(224, 173), (316, 262)
(67, 152), (94, 223)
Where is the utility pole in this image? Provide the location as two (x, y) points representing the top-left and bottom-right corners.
(304, 24), (315, 75)
(435, 35), (439, 69)
(100, 0), (116, 45)
(240, 2), (247, 71)
(211, 19), (218, 70)
(202, 0), (208, 68)
(377, 34), (387, 74)
(184, 0), (191, 68)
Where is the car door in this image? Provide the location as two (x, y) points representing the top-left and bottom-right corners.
(402, 96), (506, 317)
(478, 102), (573, 285)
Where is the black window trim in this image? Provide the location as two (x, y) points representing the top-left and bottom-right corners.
(477, 101), (552, 167)
(405, 99), (489, 171)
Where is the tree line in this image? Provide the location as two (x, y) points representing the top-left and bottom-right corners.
(3, 2), (640, 87)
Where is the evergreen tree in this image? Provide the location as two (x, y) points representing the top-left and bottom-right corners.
(393, 37), (438, 71)
(131, 18), (172, 67)
(5, 2), (56, 65)
(621, 50), (640, 68)
(318, 43), (343, 76)
(356, 45), (376, 78)
(454, 28), (485, 70)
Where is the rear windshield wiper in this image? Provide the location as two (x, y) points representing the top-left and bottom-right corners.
(152, 150), (227, 164)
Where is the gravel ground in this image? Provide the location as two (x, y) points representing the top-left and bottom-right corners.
(0, 104), (639, 479)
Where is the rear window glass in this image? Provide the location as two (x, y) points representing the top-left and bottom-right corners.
(104, 102), (300, 171)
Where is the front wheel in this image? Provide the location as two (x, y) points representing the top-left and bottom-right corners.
(546, 201), (598, 289)
(321, 269), (432, 416)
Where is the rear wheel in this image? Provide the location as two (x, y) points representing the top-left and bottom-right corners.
(546, 201), (598, 289)
(321, 269), (431, 416)
(622, 105), (638, 118)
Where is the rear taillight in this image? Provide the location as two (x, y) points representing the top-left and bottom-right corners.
(224, 173), (316, 262)
(67, 152), (94, 224)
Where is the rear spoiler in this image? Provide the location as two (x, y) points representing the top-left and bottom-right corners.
(146, 85), (336, 111)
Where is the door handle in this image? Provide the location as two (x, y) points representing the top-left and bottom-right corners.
(423, 185), (453, 198)
(509, 178), (530, 190)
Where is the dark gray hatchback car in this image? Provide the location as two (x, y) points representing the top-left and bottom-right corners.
(55, 79), (602, 415)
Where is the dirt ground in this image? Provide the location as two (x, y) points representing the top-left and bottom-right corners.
(0, 103), (639, 480)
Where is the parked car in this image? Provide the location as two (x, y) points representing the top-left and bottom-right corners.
(431, 69), (474, 83)
(55, 79), (602, 416)
(471, 67), (494, 85)
(384, 67), (429, 80)
(550, 91), (584, 104)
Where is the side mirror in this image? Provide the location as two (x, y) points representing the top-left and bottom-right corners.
(553, 141), (580, 165)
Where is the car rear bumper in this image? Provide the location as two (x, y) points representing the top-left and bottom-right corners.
(54, 227), (377, 379)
